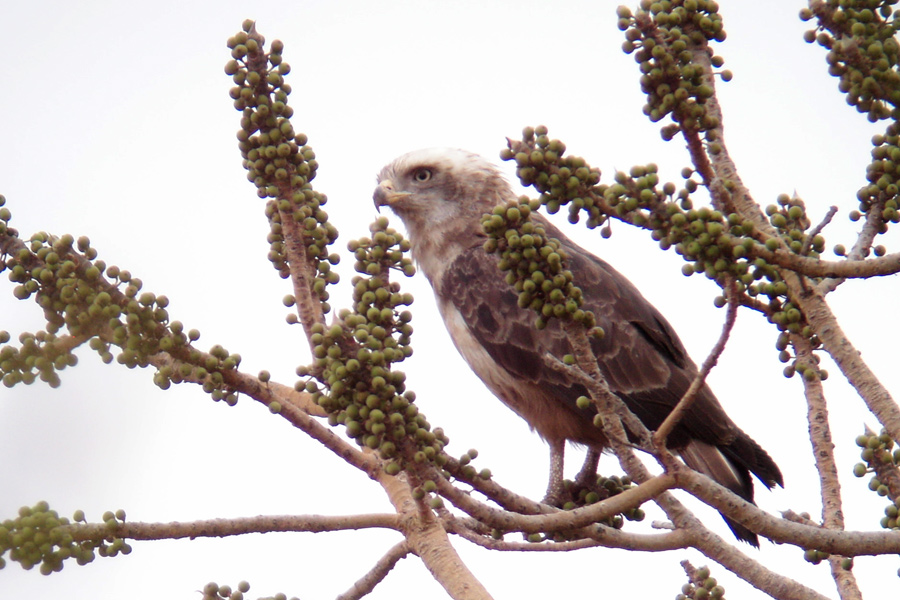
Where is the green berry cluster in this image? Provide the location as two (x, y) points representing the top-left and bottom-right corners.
(299, 218), (448, 474)
(504, 129), (827, 382)
(0, 194), (10, 236)
(797, 512), (853, 571)
(803, 547), (834, 565)
(153, 338), (243, 406)
(852, 429), (900, 528)
(448, 448), (493, 483)
(802, 1), (900, 123)
(0, 502), (129, 575)
(506, 130), (750, 290)
(618, 1), (729, 145)
(847, 130), (900, 245)
(763, 195), (819, 255)
(500, 126), (605, 227)
(2, 234), (168, 385)
(481, 196), (598, 333)
(560, 474), (645, 528)
(775, 332), (828, 381)
(201, 581), (267, 600)
(227, 22), (303, 200)
(0, 217), (242, 400)
(677, 565), (726, 600)
(203, 581), (295, 600)
(755, 195), (826, 341)
(803, 1), (900, 245)
(0, 330), (75, 389)
(226, 22), (339, 305)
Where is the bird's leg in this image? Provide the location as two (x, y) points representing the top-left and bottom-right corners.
(574, 448), (601, 489)
(542, 438), (567, 506)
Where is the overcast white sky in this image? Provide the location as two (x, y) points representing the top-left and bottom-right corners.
(2, 1), (899, 598)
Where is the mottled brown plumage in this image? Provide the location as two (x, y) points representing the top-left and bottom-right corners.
(373, 148), (782, 545)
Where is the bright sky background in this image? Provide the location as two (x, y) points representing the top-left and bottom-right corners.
(2, 1), (899, 599)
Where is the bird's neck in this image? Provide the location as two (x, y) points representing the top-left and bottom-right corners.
(408, 222), (483, 294)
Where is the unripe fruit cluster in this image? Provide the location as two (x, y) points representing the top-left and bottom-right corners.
(226, 23), (339, 306)
(302, 218), (447, 473)
(481, 195), (598, 333)
(775, 332), (827, 382)
(505, 127), (827, 380)
(449, 448), (494, 484)
(0, 226), (239, 402)
(202, 580), (290, 600)
(0, 502), (129, 575)
(618, 1), (728, 146)
(559, 474), (645, 528)
(153, 340), (243, 406)
(3, 234), (179, 386)
(802, 1), (900, 123)
(852, 429), (900, 530)
(677, 565), (727, 600)
(0, 194), (9, 236)
(855, 129), (900, 237)
(501, 126), (605, 229)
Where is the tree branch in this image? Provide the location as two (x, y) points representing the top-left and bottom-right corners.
(790, 275), (900, 443)
(446, 514), (689, 552)
(68, 513), (400, 542)
(381, 472), (493, 600)
(335, 541), (411, 600)
(654, 277), (738, 445)
(795, 337), (863, 600)
(675, 466), (900, 555)
(435, 471), (675, 535)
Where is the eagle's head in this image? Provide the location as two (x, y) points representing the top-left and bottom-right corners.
(374, 148), (515, 281)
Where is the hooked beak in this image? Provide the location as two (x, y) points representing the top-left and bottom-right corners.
(373, 180), (411, 212)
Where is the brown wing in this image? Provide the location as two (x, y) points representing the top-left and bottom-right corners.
(439, 219), (737, 447)
(438, 216), (782, 488)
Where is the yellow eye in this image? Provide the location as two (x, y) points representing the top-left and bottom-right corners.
(413, 168), (432, 183)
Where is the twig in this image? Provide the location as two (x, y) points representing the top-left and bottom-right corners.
(435, 472), (675, 535)
(335, 541), (411, 600)
(819, 203), (887, 294)
(446, 515), (689, 552)
(801, 205), (838, 256)
(442, 456), (548, 516)
(654, 278), (738, 445)
(549, 326), (652, 450)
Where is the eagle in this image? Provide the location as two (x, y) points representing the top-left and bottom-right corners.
(373, 147), (782, 545)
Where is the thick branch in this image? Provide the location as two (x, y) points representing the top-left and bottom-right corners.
(381, 473), (493, 600)
(675, 466), (900, 555)
(795, 337), (863, 600)
(790, 275), (900, 442)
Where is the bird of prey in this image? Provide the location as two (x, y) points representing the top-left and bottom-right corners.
(373, 147), (782, 545)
